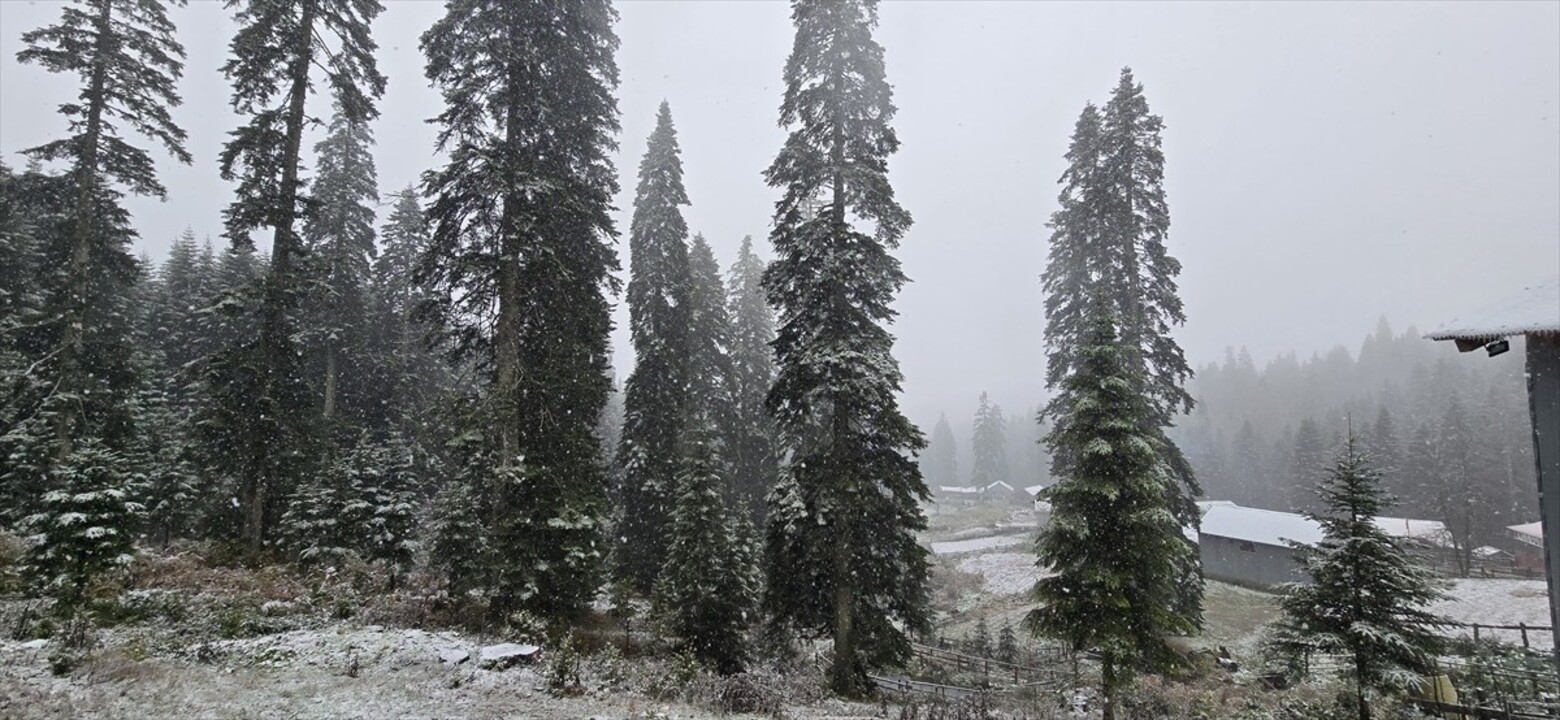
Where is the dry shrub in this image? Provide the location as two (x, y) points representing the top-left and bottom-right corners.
(710, 672), (784, 715)
(930, 562), (984, 611)
(0, 529), (25, 592)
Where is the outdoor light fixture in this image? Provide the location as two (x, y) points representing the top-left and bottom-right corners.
(1486, 339), (1510, 357)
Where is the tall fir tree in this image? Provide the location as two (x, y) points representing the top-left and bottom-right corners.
(1364, 405), (1404, 502)
(725, 235), (779, 525)
(922, 412), (959, 489)
(1288, 418), (1327, 513)
(302, 103), (379, 429)
(761, 0), (930, 696)
(213, 0), (385, 553)
(1269, 433), (1444, 720)
(686, 233), (734, 419)
(1040, 69), (1202, 627)
(652, 414), (755, 675)
(1026, 311), (1198, 720)
(369, 188), (450, 441)
(8, 0), (190, 529)
(419, 0), (620, 622)
(614, 102), (694, 594)
(970, 392), (1009, 489)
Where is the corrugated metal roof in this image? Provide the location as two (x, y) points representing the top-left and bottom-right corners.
(1426, 276), (1560, 344)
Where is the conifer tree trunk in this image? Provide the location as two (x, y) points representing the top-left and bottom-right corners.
(322, 347), (338, 418)
(246, 0), (316, 553)
(494, 64), (522, 468)
(55, 0), (116, 463)
(1101, 654), (1117, 720)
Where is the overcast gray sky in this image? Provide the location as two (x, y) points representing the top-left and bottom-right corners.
(2, 0), (1556, 430)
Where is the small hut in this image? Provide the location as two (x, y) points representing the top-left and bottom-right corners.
(1427, 276), (1560, 663)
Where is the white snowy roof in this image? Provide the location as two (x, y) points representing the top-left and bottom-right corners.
(1426, 276), (1560, 345)
(1200, 504), (1447, 548)
(985, 481), (1015, 492)
(1372, 516), (1448, 541)
(1508, 521), (1544, 540)
(938, 485), (981, 495)
(1199, 505), (1323, 547)
(1024, 484), (1046, 497)
(1196, 500), (1237, 516)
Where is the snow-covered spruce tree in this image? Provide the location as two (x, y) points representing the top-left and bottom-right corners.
(687, 233), (735, 427)
(419, 0), (620, 623)
(0, 165), (67, 527)
(360, 433), (419, 588)
(131, 377), (198, 547)
(922, 412), (959, 489)
(370, 188), (449, 439)
(614, 102), (694, 595)
(1288, 418), (1327, 514)
(1026, 310), (1198, 720)
(1270, 433), (1445, 720)
(302, 103), (379, 429)
(146, 230), (213, 401)
(211, 0), (384, 554)
(970, 392), (1009, 489)
(761, 0), (930, 696)
(653, 415), (755, 675)
(725, 235), (779, 525)
(997, 622), (1018, 664)
(21, 440), (142, 616)
(1040, 70), (1202, 627)
(277, 448), (369, 568)
(1364, 406), (1405, 505)
(8, 0), (190, 524)
(422, 478), (485, 599)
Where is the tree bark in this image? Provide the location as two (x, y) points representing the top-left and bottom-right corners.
(322, 345), (338, 419)
(55, 0), (115, 463)
(246, 0), (316, 554)
(1101, 654), (1117, 720)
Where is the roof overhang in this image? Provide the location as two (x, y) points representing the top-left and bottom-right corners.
(1425, 277), (1560, 350)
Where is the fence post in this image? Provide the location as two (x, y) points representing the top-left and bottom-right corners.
(1473, 624), (1481, 644)
(1520, 622), (1529, 649)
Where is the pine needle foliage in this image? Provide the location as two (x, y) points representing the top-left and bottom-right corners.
(761, 0), (930, 697)
(1270, 433), (1446, 720)
(1026, 311), (1197, 720)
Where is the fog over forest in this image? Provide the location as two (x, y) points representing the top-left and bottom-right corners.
(0, 0), (1557, 713)
(4, 1), (1555, 429)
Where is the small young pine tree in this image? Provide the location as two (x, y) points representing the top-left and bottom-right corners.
(360, 434), (420, 588)
(22, 440), (142, 615)
(1270, 433), (1445, 720)
(277, 447), (370, 568)
(997, 623), (1018, 664)
(423, 479), (485, 599)
(653, 417), (754, 675)
(971, 615), (992, 658)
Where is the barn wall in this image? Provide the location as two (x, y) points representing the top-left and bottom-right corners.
(1199, 534), (1305, 589)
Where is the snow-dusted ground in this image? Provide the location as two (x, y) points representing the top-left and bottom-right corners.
(0, 623), (871, 719)
(931, 533), (1028, 556)
(1430, 578), (1554, 649)
(947, 544), (1555, 652)
(956, 551), (1044, 596)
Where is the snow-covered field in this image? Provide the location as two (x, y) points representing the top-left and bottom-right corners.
(930, 533), (1028, 556)
(956, 551), (1043, 596)
(1430, 578), (1554, 649)
(948, 542), (1555, 652)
